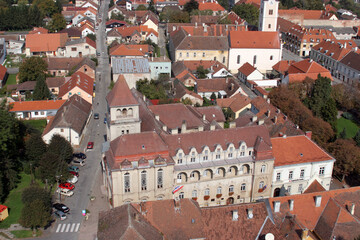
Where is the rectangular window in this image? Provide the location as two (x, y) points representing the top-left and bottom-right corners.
(177, 158), (182, 164)
(35, 112), (39, 115)
(61, 129), (64, 133)
(124, 174), (130, 192)
(216, 154), (220, 159)
(157, 171), (163, 188)
(222, 57), (225, 63)
(289, 171), (293, 180)
(71, 47), (77, 51)
(194, 52), (196, 57)
(203, 52), (205, 57)
(319, 167), (325, 175)
(276, 172), (281, 181)
(240, 152), (245, 156)
(205, 189), (210, 196)
(179, 192), (184, 199)
(179, 52), (182, 57)
(203, 155), (208, 160)
(85, 45), (89, 49)
(241, 183), (246, 191)
(228, 153), (233, 158)
(300, 169), (305, 178)
(287, 186), (291, 193)
(269, 9), (273, 15)
(248, 151), (252, 155)
(268, 24), (271, 29)
(298, 184), (303, 192)
(186, 52), (189, 57)
(253, 55), (257, 65)
(237, 55), (240, 64)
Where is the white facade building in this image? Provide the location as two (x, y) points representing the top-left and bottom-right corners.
(258, 0), (279, 32)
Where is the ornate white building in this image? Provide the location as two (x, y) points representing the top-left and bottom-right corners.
(258, 0), (279, 32)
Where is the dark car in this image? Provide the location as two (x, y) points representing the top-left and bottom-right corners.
(94, 113), (99, 119)
(73, 152), (86, 159)
(104, 117), (107, 124)
(53, 203), (70, 213)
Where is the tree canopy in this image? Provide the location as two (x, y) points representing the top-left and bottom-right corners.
(48, 13), (66, 32)
(136, 79), (168, 100)
(19, 199), (52, 230)
(25, 133), (47, 165)
(0, 5), (43, 31)
(196, 65), (209, 79)
(33, 75), (51, 100)
(184, 0), (199, 13)
(18, 57), (48, 83)
(47, 134), (73, 163)
(232, 4), (259, 26)
(136, 4), (147, 10)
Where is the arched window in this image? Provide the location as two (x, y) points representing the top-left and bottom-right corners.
(124, 173), (130, 193)
(128, 108), (133, 116)
(205, 188), (210, 196)
(141, 171), (147, 191)
(122, 108), (127, 117)
(261, 165), (266, 173)
(116, 109), (121, 118)
(229, 185), (234, 193)
(192, 190), (197, 198)
(157, 169), (163, 189)
(241, 183), (246, 191)
(259, 181), (264, 190)
(217, 186), (222, 194)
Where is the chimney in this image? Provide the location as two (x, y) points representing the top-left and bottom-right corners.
(251, 116), (258, 122)
(232, 210), (239, 221)
(202, 114), (206, 121)
(305, 131), (312, 139)
(174, 198), (181, 212)
(247, 208), (253, 219)
(155, 115), (160, 121)
(289, 199), (294, 211)
(195, 22), (197, 27)
(229, 122), (236, 128)
(181, 120), (187, 133)
(194, 82), (198, 93)
(315, 195), (322, 207)
(350, 203), (355, 215)
(258, 119), (264, 125)
(274, 201), (280, 213)
(162, 125), (168, 132)
(204, 25), (207, 32)
(301, 228), (309, 240)
(266, 109), (271, 117)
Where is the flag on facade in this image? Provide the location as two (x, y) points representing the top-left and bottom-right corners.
(172, 185), (184, 194)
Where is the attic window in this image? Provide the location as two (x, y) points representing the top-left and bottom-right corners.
(300, 153), (303, 157)
(142, 145), (145, 149)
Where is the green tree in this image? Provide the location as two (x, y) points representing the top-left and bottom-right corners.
(306, 75), (337, 125)
(210, 92), (217, 101)
(110, 12), (124, 20)
(182, 97), (193, 105)
(148, 0), (156, 13)
(109, 0), (114, 8)
(136, 4), (147, 10)
(28, 5), (43, 27)
(87, 33), (96, 42)
(19, 199), (52, 232)
(25, 133), (47, 165)
(232, 4), (259, 26)
(354, 130), (360, 146)
(47, 134), (73, 163)
(38, 152), (70, 184)
(136, 79), (167, 100)
(33, 75), (51, 100)
(184, 0), (199, 13)
(32, 0), (57, 17)
(48, 13), (66, 32)
(55, 0), (62, 13)
(339, 128), (347, 139)
(196, 65), (209, 79)
(217, 0), (229, 10)
(22, 185), (51, 207)
(18, 57), (48, 83)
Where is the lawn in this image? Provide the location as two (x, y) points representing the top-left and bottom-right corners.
(22, 119), (47, 133)
(5, 74), (17, 85)
(0, 173), (31, 229)
(337, 117), (359, 139)
(10, 230), (42, 238)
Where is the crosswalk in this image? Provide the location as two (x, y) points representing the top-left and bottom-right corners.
(55, 223), (80, 233)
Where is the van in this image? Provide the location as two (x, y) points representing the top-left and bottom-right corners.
(56, 188), (74, 197)
(71, 159), (86, 166)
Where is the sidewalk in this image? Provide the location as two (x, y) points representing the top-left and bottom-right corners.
(78, 169), (110, 240)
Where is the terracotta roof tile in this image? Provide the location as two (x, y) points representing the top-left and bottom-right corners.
(196, 77), (240, 97)
(271, 135), (333, 166)
(198, 1), (225, 11)
(286, 59), (333, 83)
(9, 100), (66, 112)
(279, 9), (324, 19)
(238, 62), (256, 75)
(26, 33), (68, 52)
(272, 60), (294, 75)
(340, 51), (360, 72)
(109, 44), (150, 56)
(312, 40), (355, 61)
(58, 71), (94, 98)
(182, 60), (228, 73)
(46, 57), (84, 71)
(195, 106), (226, 123)
(106, 75), (138, 107)
(303, 179), (326, 194)
(0, 64), (7, 81)
(230, 31), (281, 49)
(46, 77), (66, 88)
(28, 27), (48, 34)
(216, 93), (251, 113)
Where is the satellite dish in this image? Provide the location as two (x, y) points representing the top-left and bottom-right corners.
(248, 213), (253, 219)
(265, 233), (275, 240)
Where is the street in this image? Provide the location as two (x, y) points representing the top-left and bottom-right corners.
(33, 0), (111, 239)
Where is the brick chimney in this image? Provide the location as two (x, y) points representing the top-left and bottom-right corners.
(305, 131), (312, 139)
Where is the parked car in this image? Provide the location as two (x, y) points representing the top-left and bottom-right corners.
(71, 159), (85, 166)
(68, 166), (79, 172)
(69, 171), (79, 177)
(53, 203), (70, 213)
(94, 113), (99, 119)
(87, 142), (94, 149)
(67, 176), (78, 184)
(73, 152), (86, 159)
(104, 117), (107, 124)
(56, 188), (74, 197)
(59, 183), (75, 190)
(54, 210), (67, 220)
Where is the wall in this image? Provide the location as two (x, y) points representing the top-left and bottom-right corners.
(149, 61), (171, 79)
(43, 127), (80, 145)
(61, 86), (93, 104)
(113, 73), (151, 89)
(65, 43), (96, 58)
(176, 50), (229, 68)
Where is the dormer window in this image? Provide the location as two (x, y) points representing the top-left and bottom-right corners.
(228, 147), (233, 158)
(177, 153), (183, 164)
(203, 150), (209, 161)
(191, 151), (196, 162)
(216, 148), (221, 159)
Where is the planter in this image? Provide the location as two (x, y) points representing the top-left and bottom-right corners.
(229, 192), (234, 196)
(216, 194), (222, 198)
(204, 195), (210, 201)
(192, 197), (198, 201)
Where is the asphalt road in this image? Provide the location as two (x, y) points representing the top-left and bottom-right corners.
(33, 0), (110, 239)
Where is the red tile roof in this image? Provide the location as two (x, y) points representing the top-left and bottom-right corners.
(217, 93), (251, 112)
(28, 27), (48, 34)
(182, 60), (228, 73)
(312, 40), (355, 61)
(58, 71), (94, 98)
(26, 33), (68, 52)
(195, 106), (226, 123)
(199, 1), (225, 11)
(279, 9), (324, 19)
(230, 31), (281, 49)
(238, 62), (256, 75)
(85, 36), (96, 49)
(110, 44), (150, 56)
(272, 60), (294, 75)
(271, 135), (333, 167)
(9, 100), (66, 112)
(106, 75), (138, 107)
(286, 59), (333, 83)
(303, 179), (326, 194)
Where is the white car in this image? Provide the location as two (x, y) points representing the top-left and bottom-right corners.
(56, 188), (74, 197)
(67, 176), (78, 184)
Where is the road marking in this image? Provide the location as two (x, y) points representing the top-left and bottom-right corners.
(60, 224), (66, 232)
(56, 224), (61, 233)
(75, 223), (80, 232)
(70, 223), (76, 232)
(65, 224), (71, 232)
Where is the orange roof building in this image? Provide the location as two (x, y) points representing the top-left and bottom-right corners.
(0, 205), (8, 221)
(270, 135), (335, 197)
(25, 33), (68, 57)
(282, 59), (333, 84)
(110, 44), (151, 57)
(58, 71), (94, 104)
(9, 100), (66, 119)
